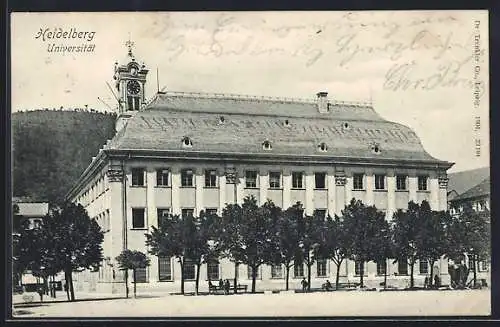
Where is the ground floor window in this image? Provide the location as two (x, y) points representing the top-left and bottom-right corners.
(377, 260), (386, 276)
(183, 259), (196, 280)
(271, 265), (283, 279)
(247, 266), (260, 279)
(294, 262), (304, 278)
(134, 267), (148, 283)
(207, 261), (219, 281)
(354, 261), (365, 276)
(317, 259), (327, 277)
(419, 260), (429, 274)
(398, 258), (408, 275)
(158, 257), (172, 281)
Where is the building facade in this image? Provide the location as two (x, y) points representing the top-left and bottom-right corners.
(67, 46), (454, 293)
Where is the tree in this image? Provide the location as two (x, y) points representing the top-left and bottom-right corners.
(370, 216), (393, 289)
(44, 202), (104, 301)
(296, 211), (323, 292)
(115, 250), (150, 298)
(416, 206), (448, 288)
(273, 202), (302, 291)
(146, 213), (189, 294)
(392, 201), (423, 289)
(445, 204), (490, 287)
(219, 203), (244, 294)
(220, 196), (275, 293)
(342, 199), (386, 288)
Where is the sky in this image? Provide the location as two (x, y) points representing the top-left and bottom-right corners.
(10, 11), (489, 173)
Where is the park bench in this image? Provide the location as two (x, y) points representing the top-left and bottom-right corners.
(208, 282), (248, 294)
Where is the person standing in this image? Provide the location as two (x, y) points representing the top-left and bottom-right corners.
(224, 279), (230, 295)
(301, 278), (308, 292)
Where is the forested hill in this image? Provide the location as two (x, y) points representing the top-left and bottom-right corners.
(12, 110), (117, 203)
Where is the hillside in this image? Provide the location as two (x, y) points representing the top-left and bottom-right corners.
(12, 110), (117, 203)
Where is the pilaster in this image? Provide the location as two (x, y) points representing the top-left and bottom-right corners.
(429, 177), (440, 210)
(365, 171), (374, 206)
(218, 169), (226, 215)
(282, 169), (292, 209)
(304, 169), (314, 215)
(327, 169), (336, 217)
(171, 166), (181, 215)
(236, 167), (245, 205)
(335, 172), (346, 215)
(386, 172), (396, 220)
(438, 175), (449, 211)
(259, 168), (268, 206)
(408, 175), (417, 203)
(195, 167), (204, 216)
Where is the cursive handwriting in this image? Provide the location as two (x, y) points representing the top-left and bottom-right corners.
(383, 52), (487, 92)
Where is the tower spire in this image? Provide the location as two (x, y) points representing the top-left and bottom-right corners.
(125, 32), (135, 58)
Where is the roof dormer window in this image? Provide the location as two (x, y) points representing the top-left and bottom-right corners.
(182, 137), (193, 148)
(318, 142), (328, 152)
(371, 143), (381, 154)
(218, 116), (225, 124)
(284, 119), (291, 128)
(342, 122), (350, 130)
(262, 140), (272, 150)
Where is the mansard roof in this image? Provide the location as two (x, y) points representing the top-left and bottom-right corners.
(105, 91), (451, 166)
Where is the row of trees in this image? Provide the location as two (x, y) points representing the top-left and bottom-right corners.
(145, 196), (490, 294)
(13, 203), (104, 301)
(13, 196), (489, 300)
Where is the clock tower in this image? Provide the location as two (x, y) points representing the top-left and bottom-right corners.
(113, 39), (149, 132)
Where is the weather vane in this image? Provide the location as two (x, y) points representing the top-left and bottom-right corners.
(125, 32), (134, 57)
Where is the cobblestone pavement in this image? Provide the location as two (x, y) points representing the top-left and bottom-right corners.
(12, 289), (490, 318)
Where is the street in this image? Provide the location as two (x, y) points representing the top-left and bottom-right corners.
(12, 289), (490, 317)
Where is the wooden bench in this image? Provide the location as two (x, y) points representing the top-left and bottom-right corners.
(208, 283), (248, 294)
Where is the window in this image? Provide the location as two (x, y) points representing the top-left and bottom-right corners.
(355, 261), (365, 276)
(131, 168), (145, 186)
(156, 169), (169, 186)
(419, 260), (428, 274)
(315, 172), (326, 189)
(317, 259), (327, 277)
(157, 208), (170, 227)
(353, 174), (364, 190)
(377, 261), (386, 276)
(132, 208), (145, 229)
(183, 259), (196, 280)
(294, 262), (304, 278)
(205, 208), (218, 216)
(182, 208), (194, 218)
(269, 172), (281, 189)
(262, 140), (272, 150)
(318, 142), (328, 152)
(158, 257), (172, 281)
(418, 175), (428, 191)
(181, 169), (194, 187)
(135, 267), (148, 283)
(245, 171), (258, 188)
(247, 266), (260, 279)
(292, 172), (304, 188)
(207, 261), (219, 280)
(271, 265), (283, 279)
(181, 136), (193, 147)
(205, 169), (217, 187)
(396, 175), (407, 190)
(314, 209), (327, 218)
(398, 258), (408, 275)
(375, 174), (385, 190)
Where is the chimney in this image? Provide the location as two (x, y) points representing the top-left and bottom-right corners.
(316, 92), (329, 113)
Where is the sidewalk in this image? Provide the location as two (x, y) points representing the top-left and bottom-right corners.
(13, 291), (122, 306)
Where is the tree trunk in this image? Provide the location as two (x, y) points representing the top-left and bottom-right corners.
(133, 269), (137, 298)
(64, 270), (70, 301)
(473, 254), (477, 286)
(307, 253), (311, 291)
(43, 277), (48, 295)
(285, 264), (290, 291)
(384, 259), (387, 290)
(233, 262), (238, 294)
(69, 271), (75, 301)
(195, 263), (201, 296)
(251, 265), (257, 293)
(180, 259), (185, 295)
(429, 259), (435, 288)
(124, 269), (129, 298)
(409, 262), (414, 288)
(359, 262), (364, 288)
(335, 261), (341, 290)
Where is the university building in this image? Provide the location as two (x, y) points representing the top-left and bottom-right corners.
(67, 46), (453, 293)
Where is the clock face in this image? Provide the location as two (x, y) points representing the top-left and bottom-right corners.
(127, 80), (141, 95)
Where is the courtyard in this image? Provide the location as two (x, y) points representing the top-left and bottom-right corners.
(12, 289), (490, 318)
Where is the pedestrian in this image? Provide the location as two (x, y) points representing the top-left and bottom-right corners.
(325, 280), (332, 291)
(224, 279), (230, 295)
(219, 278), (224, 290)
(37, 285), (44, 302)
(434, 275), (440, 289)
(301, 278), (308, 292)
